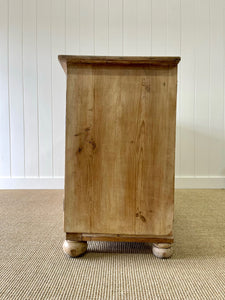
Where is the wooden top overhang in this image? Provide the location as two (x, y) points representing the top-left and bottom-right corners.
(58, 55), (181, 74)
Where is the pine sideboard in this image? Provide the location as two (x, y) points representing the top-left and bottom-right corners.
(59, 55), (180, 258)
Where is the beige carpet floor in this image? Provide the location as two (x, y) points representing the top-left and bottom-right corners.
(0, 189), (225, 300)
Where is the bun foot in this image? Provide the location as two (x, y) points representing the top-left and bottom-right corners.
(63, 240), (87, 257)
(152, 243), (173, 258)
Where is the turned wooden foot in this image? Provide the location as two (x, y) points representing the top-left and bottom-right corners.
(152, 243), (173, 258)
(63, 240), (87, 257)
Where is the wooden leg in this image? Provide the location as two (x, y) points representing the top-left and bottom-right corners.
(152, 243), (173, 259)
(63, 240), (87, 257)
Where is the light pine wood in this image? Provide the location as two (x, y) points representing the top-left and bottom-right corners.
(63, 240), (87, 257)
(60, 55), (180, 257)
(66, 233), (173, 244)
(58, 55), (180, 73)
(64, 64), (94, 232)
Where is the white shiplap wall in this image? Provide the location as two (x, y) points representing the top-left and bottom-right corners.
(0, 0), (225, 189)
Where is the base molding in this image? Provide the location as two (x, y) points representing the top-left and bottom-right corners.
(0, 176), (225, 189)
(66, 233), (174, 244)
(0, 177), (64, 189)
(175, 176), (225, 188)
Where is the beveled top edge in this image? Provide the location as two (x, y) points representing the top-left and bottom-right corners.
(58, 55), (181, 73)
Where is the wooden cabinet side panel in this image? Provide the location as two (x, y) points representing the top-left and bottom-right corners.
(64, 65), (94, 233)
(91, 65), (139, 234)
(135, 66), (177, 235)
(64, 64), (177, 236)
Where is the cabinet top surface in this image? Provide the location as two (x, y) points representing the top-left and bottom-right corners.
(58, 55), (180, 73)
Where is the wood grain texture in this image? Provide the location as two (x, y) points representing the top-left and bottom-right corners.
(63, 56), (179, 238)
(66, 233), (173, 244)
(58, 55), (181, 73)
(64, 65), (94, 232)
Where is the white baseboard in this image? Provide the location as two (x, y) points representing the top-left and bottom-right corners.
(175, 176), (225, 189)
(0, 177), (64, 189)
(0, 176), (224, 189)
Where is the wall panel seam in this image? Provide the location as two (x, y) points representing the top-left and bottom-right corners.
(36, 0), (40, 177)
(22, 0), (26, 177)
(194, 0), (197, 177)
(7, 0), (12, 177)
(50, 0), (54, 176)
